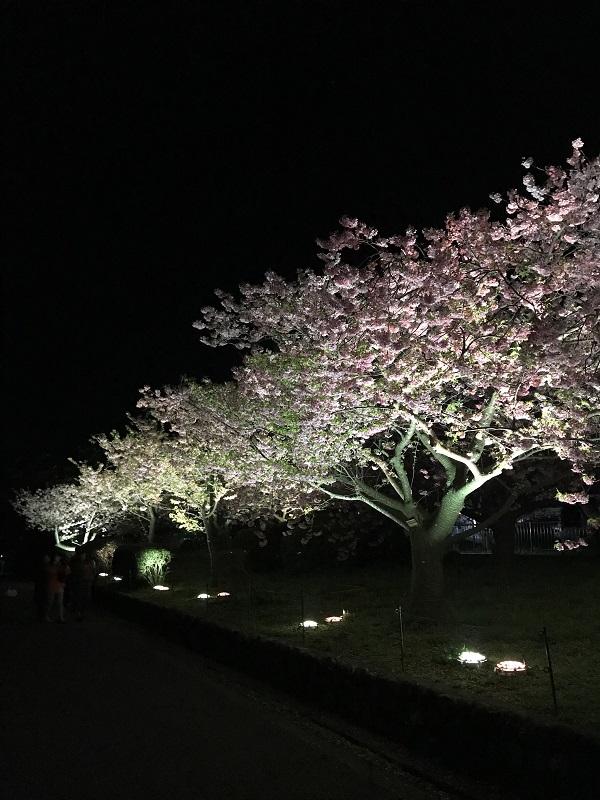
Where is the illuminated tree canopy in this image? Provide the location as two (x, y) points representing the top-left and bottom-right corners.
(12, 465), (123, 551)
(137, 379), (327, 533)
(195, 141), (600, 611)
(11, 142), (599, 612)
(93, 419), (178, 543)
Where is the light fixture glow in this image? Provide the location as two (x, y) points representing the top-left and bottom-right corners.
(98, 572), (109, 577)
(299, 620), (318, 628)
(458, 650), (487, 665)
(495, 659), (527, 673)
(113, 576), (123, 582)
(153, 585), (170, 591)
(197, 593), (210, 599)
(324, 615), (343, 623)
(216, 591), (230, 597)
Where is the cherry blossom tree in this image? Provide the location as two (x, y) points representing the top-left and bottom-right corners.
(12, 464), (122, 551)
(93, 418), (179, 543)
(137, 379), (326, 580)
(196, 140), (600, 613)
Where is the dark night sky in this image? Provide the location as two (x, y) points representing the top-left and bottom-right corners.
(3, 0), (600, 489)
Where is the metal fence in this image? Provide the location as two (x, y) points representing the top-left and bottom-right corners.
(452, 527), (494, 554)
(514, 523), (589, 554)
(453, 524), (591, 555)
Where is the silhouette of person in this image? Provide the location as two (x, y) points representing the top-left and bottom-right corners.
(44, 555), (70, 623)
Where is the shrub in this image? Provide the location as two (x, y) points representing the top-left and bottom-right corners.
(135, 548), (172, 586)
(93, 539), (119, 572)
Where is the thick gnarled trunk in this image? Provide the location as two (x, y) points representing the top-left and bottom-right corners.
(408, 532), (448, 617)
(406, 491), (464, 617)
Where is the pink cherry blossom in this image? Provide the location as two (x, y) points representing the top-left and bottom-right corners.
(195, 142), (600, 612)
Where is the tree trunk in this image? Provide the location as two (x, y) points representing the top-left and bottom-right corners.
(406, 491), (465, 617)
(147, 507), (156, 544)
(408, 531), (447, 618)
(203, 513), (223, 586)
(206, 527), (216, 586)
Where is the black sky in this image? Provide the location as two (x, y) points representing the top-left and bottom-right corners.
(3, 0), (600, 486)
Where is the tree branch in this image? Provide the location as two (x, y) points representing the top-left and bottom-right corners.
(417, 431), (456, 487)
(468, 392), (497, 463)
(370, 454), (409, 501)
(351, 476), (407, 512)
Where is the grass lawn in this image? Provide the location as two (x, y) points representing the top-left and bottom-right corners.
(124, 551), (600, 737)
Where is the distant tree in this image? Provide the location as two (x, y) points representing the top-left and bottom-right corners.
(196, 140), (600, 613)
(138, 379), (324, 581)
(12, 465), (122, 551)
(93, 419), (178, 543)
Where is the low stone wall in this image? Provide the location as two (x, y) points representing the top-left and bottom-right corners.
(94, 586), (600, 799)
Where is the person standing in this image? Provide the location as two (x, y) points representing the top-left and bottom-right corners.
(72, 552), (96, 621)
(44, 554), (70, 623)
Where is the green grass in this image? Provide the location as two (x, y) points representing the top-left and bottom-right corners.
(128, 552), (600, 737)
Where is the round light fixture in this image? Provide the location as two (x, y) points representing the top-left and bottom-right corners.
(495, 659), (527, 673)
(458, 650), (487, 666)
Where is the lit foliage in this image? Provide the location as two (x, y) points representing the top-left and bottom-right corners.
(195, 141), (600, 609)
(93, 539), (119, 571)
(137, 379), (327, 539)
(553, 537), (589, 552)
(135, 548), (172, 587)
(12, 465), (123, 551)
(94, 419), (178, 542)
(137, 381), (246, 536)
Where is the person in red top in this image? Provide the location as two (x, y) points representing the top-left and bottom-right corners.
(44, 555), (70, 623)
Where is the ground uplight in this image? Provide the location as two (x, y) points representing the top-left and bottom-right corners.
(458, 650), (487, 666)
(495, 659), (527, 673)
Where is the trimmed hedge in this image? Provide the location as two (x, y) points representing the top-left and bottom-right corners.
(93, 585), (600, 799)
